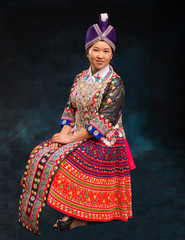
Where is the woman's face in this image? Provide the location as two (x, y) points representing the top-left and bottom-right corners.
(87, 41), (113, 75)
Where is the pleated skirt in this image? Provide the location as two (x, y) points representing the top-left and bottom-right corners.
(47, 132), (133, 222)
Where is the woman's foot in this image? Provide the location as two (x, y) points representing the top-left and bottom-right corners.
(53, 216), (75, 232)
(53, 214), (69, 228)
(70, 218), (87, 229)
(53, 214), (87, 232)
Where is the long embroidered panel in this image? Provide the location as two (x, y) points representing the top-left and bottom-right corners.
(19, 140), (85, 234)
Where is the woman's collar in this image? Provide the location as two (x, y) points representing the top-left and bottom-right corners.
(89, 64), (110, 80)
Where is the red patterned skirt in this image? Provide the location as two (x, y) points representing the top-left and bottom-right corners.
(19, 132), (133, 234)
(47, 132), (133, 222)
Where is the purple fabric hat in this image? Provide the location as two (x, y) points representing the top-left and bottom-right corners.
(85, 13), (116, 51)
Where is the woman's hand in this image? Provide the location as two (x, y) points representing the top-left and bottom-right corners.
(50, 128), (93, 151)
(50, 142), (59, 151)
(51, 133), (73, 145)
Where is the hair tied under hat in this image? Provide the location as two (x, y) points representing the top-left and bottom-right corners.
(85, 13), (116, 51)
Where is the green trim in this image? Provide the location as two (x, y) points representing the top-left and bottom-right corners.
(60, 167), (127, 190)
(50, 190), (127, 213)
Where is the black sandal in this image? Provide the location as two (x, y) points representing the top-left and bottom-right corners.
(54, 216), (75, 232)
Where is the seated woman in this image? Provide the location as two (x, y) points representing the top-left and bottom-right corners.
(19, 13), (136, 235)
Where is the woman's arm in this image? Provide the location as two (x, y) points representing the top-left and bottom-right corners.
(86, 76), (125, 139)
(51, 128), (93, 147)
(50, 74), (80, 151)
(60, 125), (73, 135)
(50, 123), (73, 150)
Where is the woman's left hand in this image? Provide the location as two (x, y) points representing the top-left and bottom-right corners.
(51, 133), (73, 145)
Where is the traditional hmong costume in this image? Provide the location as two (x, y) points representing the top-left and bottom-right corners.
(18, 13), (136, 235)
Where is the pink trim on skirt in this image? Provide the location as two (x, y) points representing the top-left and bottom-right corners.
(125, 137), (136, 170)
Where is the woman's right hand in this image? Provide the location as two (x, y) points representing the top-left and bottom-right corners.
(50, 142), (59, 151)
(50, 125), (73, 151)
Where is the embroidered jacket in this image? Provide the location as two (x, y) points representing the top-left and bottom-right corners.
(60, 66), (125, 142)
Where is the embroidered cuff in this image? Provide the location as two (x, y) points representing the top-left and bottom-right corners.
(87, 113), (113, 139)
(60, 119), (75, 128)
(86, 124), (103, 140)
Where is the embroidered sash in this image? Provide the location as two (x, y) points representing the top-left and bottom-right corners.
(19, 140), (85, 234)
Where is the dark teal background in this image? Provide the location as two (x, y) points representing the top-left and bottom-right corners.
(0, 0), (184, 240)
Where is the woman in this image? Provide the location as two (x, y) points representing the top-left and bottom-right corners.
(19, 13), (136, 235)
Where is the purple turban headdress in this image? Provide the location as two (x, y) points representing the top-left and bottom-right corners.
(85, 13), (116, 51)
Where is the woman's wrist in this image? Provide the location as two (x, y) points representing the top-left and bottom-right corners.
(60, 125), (72, 135)
(71, 129), (92, 142)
